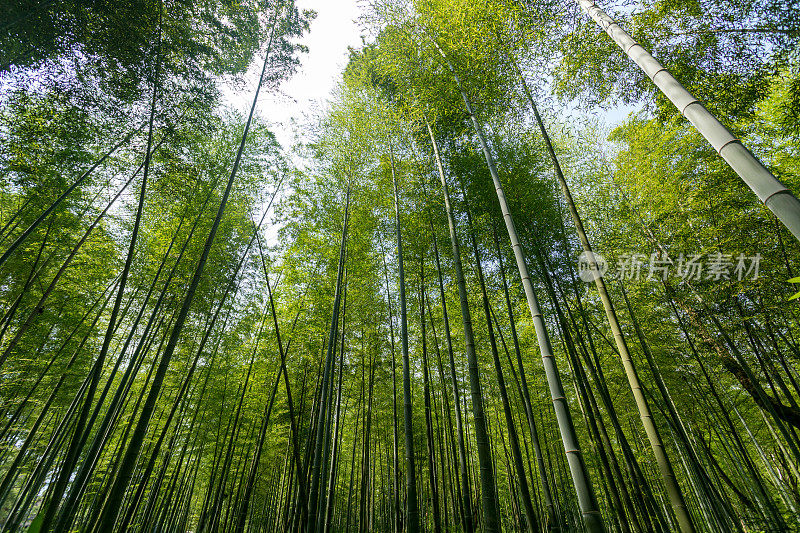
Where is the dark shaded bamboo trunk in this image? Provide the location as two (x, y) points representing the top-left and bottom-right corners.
(390, 148), (419, 533)
(419, 258), (442, 533)
(424, 167), (473, 533)
(459, 186), (538, 532)
(424, 118), (499, 533)
(308, 180), (351, 532)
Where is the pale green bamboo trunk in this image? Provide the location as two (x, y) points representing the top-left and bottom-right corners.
(575, 0), (800, 242)
(512, 64), (695, 532)
(432, 42), (605, 533)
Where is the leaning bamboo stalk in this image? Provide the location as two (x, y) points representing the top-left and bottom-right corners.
(510, 58), (694, 531)
(575, 0), (800, 241)
(419, 260), (443, 533)
(459, 183), (538, 532)
(0, 122), (145, 270)
(431, 41), (604, 533)
(422, 158), (474, 533)
(308, 183), (350, 532)
(379, 246), (403, 533)
(94, 8), (280, 527)
(492, 226), (561, 532)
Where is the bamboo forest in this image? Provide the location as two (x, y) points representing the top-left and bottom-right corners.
(1, 0), (800, 531)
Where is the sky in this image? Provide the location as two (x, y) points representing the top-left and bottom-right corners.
(220, 0), (639, 155)
(223, 0), (365, 150)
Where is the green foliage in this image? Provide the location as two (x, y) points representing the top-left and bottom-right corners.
(0, 0), (799, 531)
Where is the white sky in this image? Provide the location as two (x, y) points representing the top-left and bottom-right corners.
(219, 0), (637, 156)
(215, 0), (642, 253)
(223, 0), (365, 150)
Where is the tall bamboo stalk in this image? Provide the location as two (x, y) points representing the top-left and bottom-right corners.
(425, 118), (500, 533)
(93, 9), (280, 529)
(459, 183), (539, 532)
(432, 41), (605, 533)
(419, 258), (443, 533)
(512, 62), (695, 531)
(424, 171), (474, 533)
(390, 148), (420, 533)
(308, 181), (351, 532)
